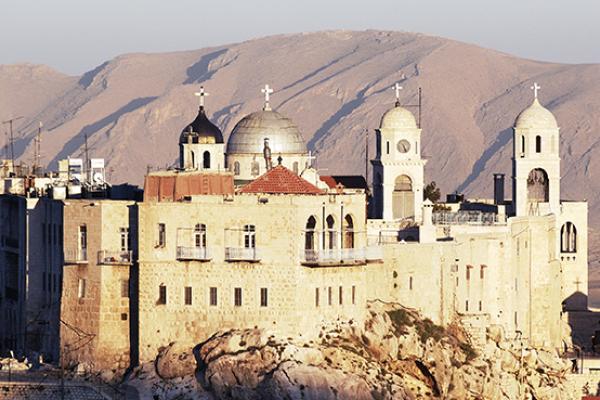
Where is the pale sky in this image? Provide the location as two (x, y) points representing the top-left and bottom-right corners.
(1, 0), (598, 75)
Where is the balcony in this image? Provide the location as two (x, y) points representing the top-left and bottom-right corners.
(64, 248), (88, 264)
(301, 246), (382, 266)
(177, 246), (212, 261)
(97, 250), (133, 265)
(225, 247), (261, 262)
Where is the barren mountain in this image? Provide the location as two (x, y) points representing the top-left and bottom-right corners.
(2, 30), (600, 279)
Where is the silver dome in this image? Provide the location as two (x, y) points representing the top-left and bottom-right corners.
(226, 110), (307, 154)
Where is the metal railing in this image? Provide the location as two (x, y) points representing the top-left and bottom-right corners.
(176, 246), (211, 261)
(225, 247), (261, 262)
(432, 211), (503, 226)
(97, 250), (133, 265)
(302, 246), (382, 264)
(64, 248), (88, 264)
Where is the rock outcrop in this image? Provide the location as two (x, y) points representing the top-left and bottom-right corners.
(123, 300), (592, 399)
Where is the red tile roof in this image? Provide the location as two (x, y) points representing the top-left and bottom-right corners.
(239, 165), (324, 195)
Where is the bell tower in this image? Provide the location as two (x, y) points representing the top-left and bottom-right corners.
(179, 87), (225, 172)
(512, 83), (561, 216)
(371, 84), (426, 222)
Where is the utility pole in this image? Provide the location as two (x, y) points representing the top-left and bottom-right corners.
(2, 116), (24, 170)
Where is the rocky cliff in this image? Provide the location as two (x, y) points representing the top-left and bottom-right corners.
(123, 301), (595, 399)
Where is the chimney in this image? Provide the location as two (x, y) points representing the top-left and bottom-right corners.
(494, 174), (505, 205)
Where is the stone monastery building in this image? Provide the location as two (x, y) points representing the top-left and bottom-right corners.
(0, 82), (591, 372)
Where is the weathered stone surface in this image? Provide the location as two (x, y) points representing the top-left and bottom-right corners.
(156, 342), (197, 380)
(121, 301), (595, 400)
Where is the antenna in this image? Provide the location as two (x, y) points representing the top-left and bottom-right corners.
(365, 128), (369, 181)
(396, 87), (422, 129)
(33, 122), (43, 176)
(2, 116), (24, 170)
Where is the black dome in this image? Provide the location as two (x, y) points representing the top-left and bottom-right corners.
(179, 107), (223, 144)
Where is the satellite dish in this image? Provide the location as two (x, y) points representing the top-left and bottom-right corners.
(93, 172), (104, 184)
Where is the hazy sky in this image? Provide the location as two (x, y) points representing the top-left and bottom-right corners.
(1, 0), (598, 75)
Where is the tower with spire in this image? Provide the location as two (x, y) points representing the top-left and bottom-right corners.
(371, 84), (426, 222)
(512, 82), (561, 217)
(179, 87), (225, 171)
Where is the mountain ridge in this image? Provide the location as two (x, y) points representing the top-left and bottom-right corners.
(1, 30), (599, 223)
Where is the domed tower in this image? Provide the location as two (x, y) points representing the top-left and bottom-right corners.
(512, 83), (560, 217)
(226, 85), (309, 181)
(179, 87), (225, 171)
(371, 84), (426, 222)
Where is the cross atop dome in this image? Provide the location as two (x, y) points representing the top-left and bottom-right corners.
(261, 84), (274, 111)
(530, 82), (541, 100)
(393, 82), (403, 106)
(194, 86), (209, 110)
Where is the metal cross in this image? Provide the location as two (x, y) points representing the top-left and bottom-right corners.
(574, 278), (582, 292)
(261, 84), (274, 110)
(393, 82), (403, 104)
(531, 82), (541, 100)
(194, 86), (209, 108)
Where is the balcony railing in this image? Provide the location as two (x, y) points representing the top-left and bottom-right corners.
(301, 246), (382, 266)
(64, 248), (88, 264)
(177, 246), (212, 261)
(225, 247), (261, 262)
(97, 250), (133, 265)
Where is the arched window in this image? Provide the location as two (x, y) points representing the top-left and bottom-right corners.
(194, 224), (206, 248)
(535, 136), (542, 153)
(293, 161), (299, 174)
(343, 214), (354, 249)
(243, 225), (256, 248)
(561, 222), (577, 253)
(305, 216), (317, 250)
(394, 175), (412, 191)
(233, 161), (240, 176)
(203, 151), (211, 169)
(326, 215), (336, 250)
(251, 161), (260, 176)
(527, 168), (549, 203)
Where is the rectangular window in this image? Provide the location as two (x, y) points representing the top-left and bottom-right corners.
(185, 286), (193, 305)
(315, 288), (320, 307)
(234, 287), (242, 307)
(328, 287), (332, 306)
(78, 278), (86, 299)
(120, 279), (129, 298)
(409, 276), (413, 290)
(158, 285), (167, 305)
(465, 300), (469, 312)
(514, 311), (518, 327)
(120, 227), (130, 252)
(260, 288), (268, 307)
(339, 286), (343, 305)
(209, 287), (218, 306)
(79, 225), (87, 261)
(480, 265), (485, 279)
(479, 301), (482, 312)
(352, 285), (356, 305)
(158, 223), (166, 247)
(466, 266), (471, 281)
(244, 225), (256, 248)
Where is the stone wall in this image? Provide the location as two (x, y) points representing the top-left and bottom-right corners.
(137, 192), (367, 362)
(60, 200), (134, 371)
